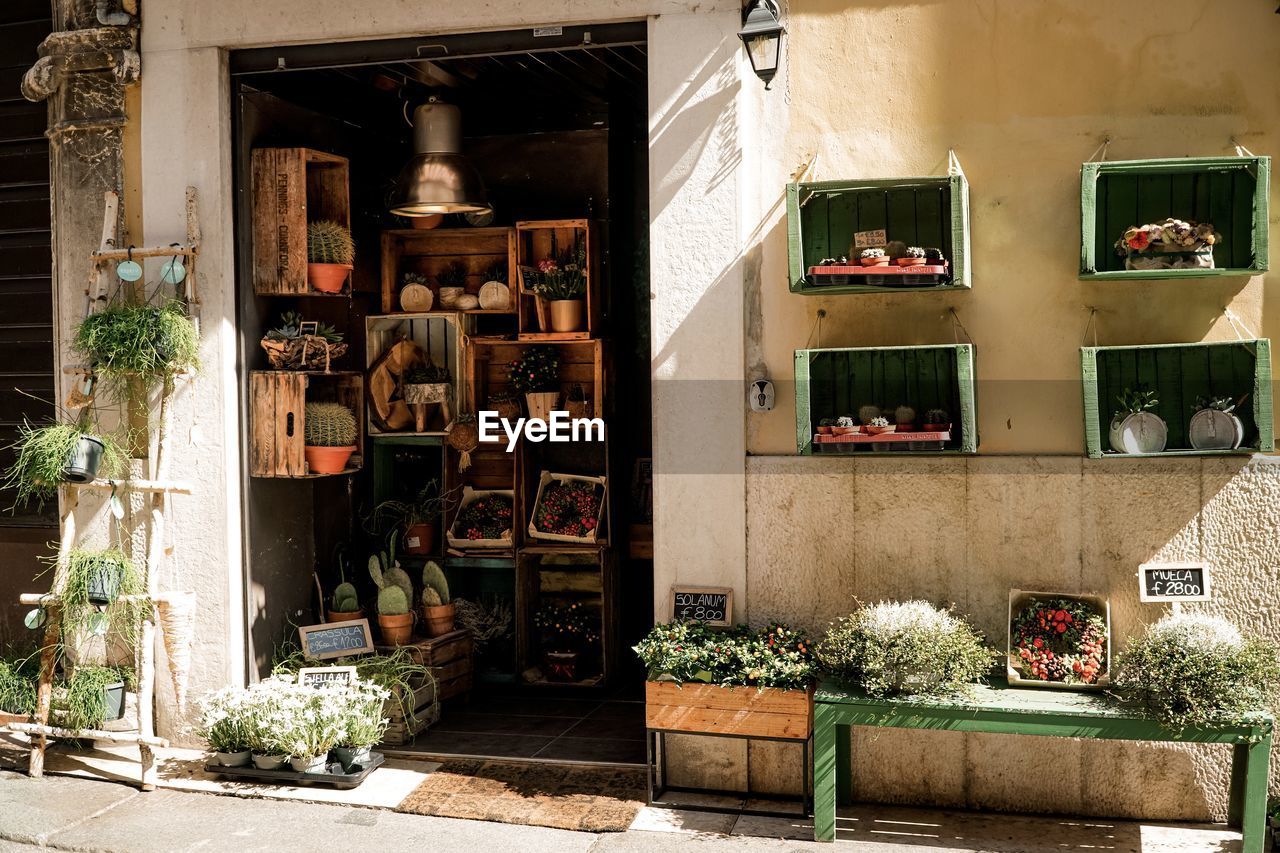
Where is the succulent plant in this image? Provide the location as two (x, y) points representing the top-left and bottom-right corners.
(367, 531), (414, 607)
(904, 246), (926, 259)
(925, 408), (949, 424)
(485, 262), (507, 284)
(895, 405), (916, 425)
(860, 248), (885, 259)
(265, 311), (342, 343)
(858, 404), (881, 423)
(402, 271), (429, 286)
(835, 416), (855, 428)
(405, 363), (451, 385)
(869, 416), (890, 428)
(333, 582), (359, 612)
(376, 585), (409, 616)
(304, 402), (357, 447)
(1194, 395), (1236, 413)
(437, 261), (468, 288)
(924, 248), (944, 262)
(818, 256), (849, 265)
(421, 560), (450, 606)
(306, 220), (355, 265)
(1117, 387), (1159, 415)
(818, 417), (835, 427)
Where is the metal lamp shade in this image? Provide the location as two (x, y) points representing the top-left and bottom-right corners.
(390, 100), (490, 217)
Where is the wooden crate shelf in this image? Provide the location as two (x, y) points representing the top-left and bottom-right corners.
(515, 219), (600, 340)
(251, 148), (351, 296)
(365, 312), (466, 436)
(517, 547), (617, 689)
(444, 443), (521, 556)
(1080, 339), (1273, 458)
(786, 175), (971, 294)
(465, 337), (606, 420)
(794, 345), (977, 454)
(1080, 157), (1270, 280)
(249, 370), (364, 477)
(380, 227), (516, 314)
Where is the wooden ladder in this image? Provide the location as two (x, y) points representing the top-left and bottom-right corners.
(11, 190), (199, 791)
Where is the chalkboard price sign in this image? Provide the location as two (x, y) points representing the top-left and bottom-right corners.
(670, 586), (733, 627)
(1138, 562), (1211, 603)
(297, 619), (375, 660)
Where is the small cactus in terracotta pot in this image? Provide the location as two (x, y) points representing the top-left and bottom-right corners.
(924, 408), (950, 431)
(897, 246), (927, 267)
(306, 220), (355, 293)
(860, 248), (890, 267)
(420, 561), (454, 637)
(833, 415), (859, 436)
(894, 405), (916, 431)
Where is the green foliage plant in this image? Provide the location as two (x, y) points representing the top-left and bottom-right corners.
(0, 657), (37, 716)
(73, 302), (199, 387)
(58, 665), (128, 731)
(633, 621), (815, 691)
(3, 422), (126, 511)
(421, 560), (450, 608)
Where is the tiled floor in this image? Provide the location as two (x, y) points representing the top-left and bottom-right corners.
(399, 693), (647, 765)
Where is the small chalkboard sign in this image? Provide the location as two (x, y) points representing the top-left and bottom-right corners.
(297, 619), (374, 661)
(1138, 562), (1211, 603)
(297, 666), (357, 687)
(670, 586), (733, 627)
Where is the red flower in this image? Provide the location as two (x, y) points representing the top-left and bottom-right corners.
(1032, 637), (1043, 649)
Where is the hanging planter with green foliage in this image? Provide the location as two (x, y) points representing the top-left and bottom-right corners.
(2, 422), (126, 510)
(72, 301), (199, 403)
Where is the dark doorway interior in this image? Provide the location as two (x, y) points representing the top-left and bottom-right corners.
(231, 25), (651, 765)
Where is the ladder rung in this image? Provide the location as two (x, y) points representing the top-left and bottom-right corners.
(73, 478), (193, 494)
(19, 592), (176, 606)
(92, 246), (198, 261)
(8, 722), (169, 748)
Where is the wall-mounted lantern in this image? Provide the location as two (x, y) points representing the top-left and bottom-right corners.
(738, 0), (785, 89)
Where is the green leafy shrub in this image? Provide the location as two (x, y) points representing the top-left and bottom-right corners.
(1115, 613), (1280, 730)
(816, 600), (995, 698)
(73, 302), (199, 384)
(3, 423), (126, 510)
(0, 657), (37, 716)
(58, 665), (129, 731)
(633, 622), (814, 690)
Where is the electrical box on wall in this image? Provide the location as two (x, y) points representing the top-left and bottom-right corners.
(749, 379), (774, 412)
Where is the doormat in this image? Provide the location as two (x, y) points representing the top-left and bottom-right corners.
(396, 759), (646, 832)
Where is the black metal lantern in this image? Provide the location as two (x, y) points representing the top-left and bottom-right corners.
(738, 0), (784, 89)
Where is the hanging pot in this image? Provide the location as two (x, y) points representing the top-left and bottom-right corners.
(403, 522), (436, 555)
(304, 445), (356, 475)
(86, 563), (121, 606)
(548, 299), (584, 333)
(378, 612), (414, 645)
(62, 435), (104, 484)
(101, 680), (126, 722)
(1189, 409), (1244, 451)
(422, 602), (455, 638)
(1119, 412), (1167, 454)
(525, 391), (560, 421)
(1108, 413), (1126, 453)
(307, 262), (352, 294)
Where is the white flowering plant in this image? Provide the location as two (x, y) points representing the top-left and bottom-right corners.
(333, 679), (391, 749)
(197, 686), (254, 753)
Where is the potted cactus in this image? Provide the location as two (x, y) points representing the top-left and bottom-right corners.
(923, 409), (950, 431)
(328, 550), (362, 623)
(897, 246), (927, 267)
(858, 404), (881, 425)
(859, 248), (889, 267)
(1189, 395), (1244, 451)
(420, 561), (454, 637)
(369, 533), (414, 645)
(832, 416), (858, 436)
(865, 416), (893, 435)
(306, 220), (354, 294)
(1113, 388), (1167, 455)
(894, 405), (916, 431)
(303, 402), (358, 475)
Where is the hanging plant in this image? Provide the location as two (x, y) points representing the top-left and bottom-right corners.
(51, 549), (148, 659)
(72, 301), (199, 403)
(3, 421), (127, 511)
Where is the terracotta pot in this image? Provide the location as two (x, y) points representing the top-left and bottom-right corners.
(378, 612), (414, 645)
(895, 423), (915, 432)
(525, 391), (560, 421)
(861, 256), (890, 267)
(897, 257), (926, 267)
(817, 426), (833, 435)
(403, 522), (436, 555)
(410, 214), (444, 230)
(307, 262), (352, 293)
(831, 426), (858, 436)
(327, 608), (364, 624)
(304, 445), (356, 475)
(422, 602), (455, 638)
(548, 299), (584, 333)
(864, 425), (895, 435)
(923, 423), (950, 433)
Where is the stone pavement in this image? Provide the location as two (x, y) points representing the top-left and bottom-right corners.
(0, 770), (1246, 852)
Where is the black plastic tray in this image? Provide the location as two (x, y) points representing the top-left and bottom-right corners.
(203, 751), (384, 789)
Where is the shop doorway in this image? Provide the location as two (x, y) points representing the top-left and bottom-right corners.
(230, 24), (652, 765)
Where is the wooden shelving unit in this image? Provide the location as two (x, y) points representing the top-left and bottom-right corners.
(380, 227), (517, 314)
(251, 147), (351, 296)
(365, 312), (466, 436)
(515, 219), (600, 340)
(516, 545), (618, 688)
(249, 370), (364, 477)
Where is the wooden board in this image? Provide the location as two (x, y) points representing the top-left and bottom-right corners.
(645, 682), (813, 739)
(376, 630), (473, 702)
(787, 175), (970, 293)
(380, 228), (516, 314)
(1080, 156), (1270, 279)
(250, 370), (365, 477)
(1080, 339), (1272, 457)
(794, 345), (976, 455)
(514, 219), (600, 340)
(251, 148), (350, 295)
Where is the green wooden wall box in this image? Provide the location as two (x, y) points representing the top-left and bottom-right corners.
(786, 175), (971, 294)
(1080, 157), (1270, 280)
(1080, 339), (1273, 458)
(794, 344), (977, 454)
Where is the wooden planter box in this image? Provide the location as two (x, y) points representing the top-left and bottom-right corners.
(249, 370), (365, 477)
(251, 147), (351, 296)
(446, 486), (516, 551)
(1080, 156), (1270, 280)
(377, 629), (473, 704)
(526, 472), (607, 545)
(645, 681), (813, 739)
(379, 227), (517, 314)
(381, 676), (440, 746)
(515, 219), (600, 340)
(465, 338), (606, 420)
(1007, 590), (1111, 691)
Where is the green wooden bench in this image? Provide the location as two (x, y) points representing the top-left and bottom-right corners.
(813, 677), (1273, 851)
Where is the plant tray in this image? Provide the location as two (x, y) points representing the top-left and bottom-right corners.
(807, 265), (950, 288)
(446, 487), (515, 550)
(1006, 590), (1111, 692)
(527, 471), (608, 544)
(204, 752), (384, 789)
(813, 430), (950, 444)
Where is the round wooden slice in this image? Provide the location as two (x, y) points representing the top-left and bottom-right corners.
(478, 281), (510, 310)
(400, 283), (434, 312)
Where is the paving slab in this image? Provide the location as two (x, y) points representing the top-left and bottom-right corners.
(0, 771), (136, 845)
(47, 787), (599, 853)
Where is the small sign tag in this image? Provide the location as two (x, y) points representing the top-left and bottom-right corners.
(1138, 562), (1211, 603)
(533, 26), (563, 37)
(670, 586), (733, 627)
(297, 666), (358, 687)
(853, 229), (888, 249)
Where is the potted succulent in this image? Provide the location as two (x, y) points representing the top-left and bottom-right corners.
(865, 416), (893, 435)
(858, 404), (881, 424)
(3, 421), (126, 509)
(923, 408), (950, 431)
(524, 241), (588, 333)
(436, 261), (468, 309)
(535, 601), (600, 682)
(260, 311), (347, 370)
(420, 561), (454, 637)
(859, 248), (889, 267)
(306, 220), (355, 293)
(303, 402), (358, 474)
(1112, 388), (1166, 455)
(832, 416), (858, 436)
(367, 479), (455, 556)
(898, 246), (927, 267)
(924, 248), (945, 264)
(816, 601), (994, 698)
(817, 418), (835, 436)
(327, 549), (363, 623)
(402, 363), (451, 432)
(509, 346), (561, 421)
(1189, 395), (1244, 451)
(368, 534), (414, 645)
(478, 262), (511, 311)
(398, 271), (433, 312)
(894, 405), (916, 431)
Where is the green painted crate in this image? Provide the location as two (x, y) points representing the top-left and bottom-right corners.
(794, 344), (977, 454)
(1080, 339), (1273, 458)
(786, 175), (971, 294)
(1080, 157), (1270, 280)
